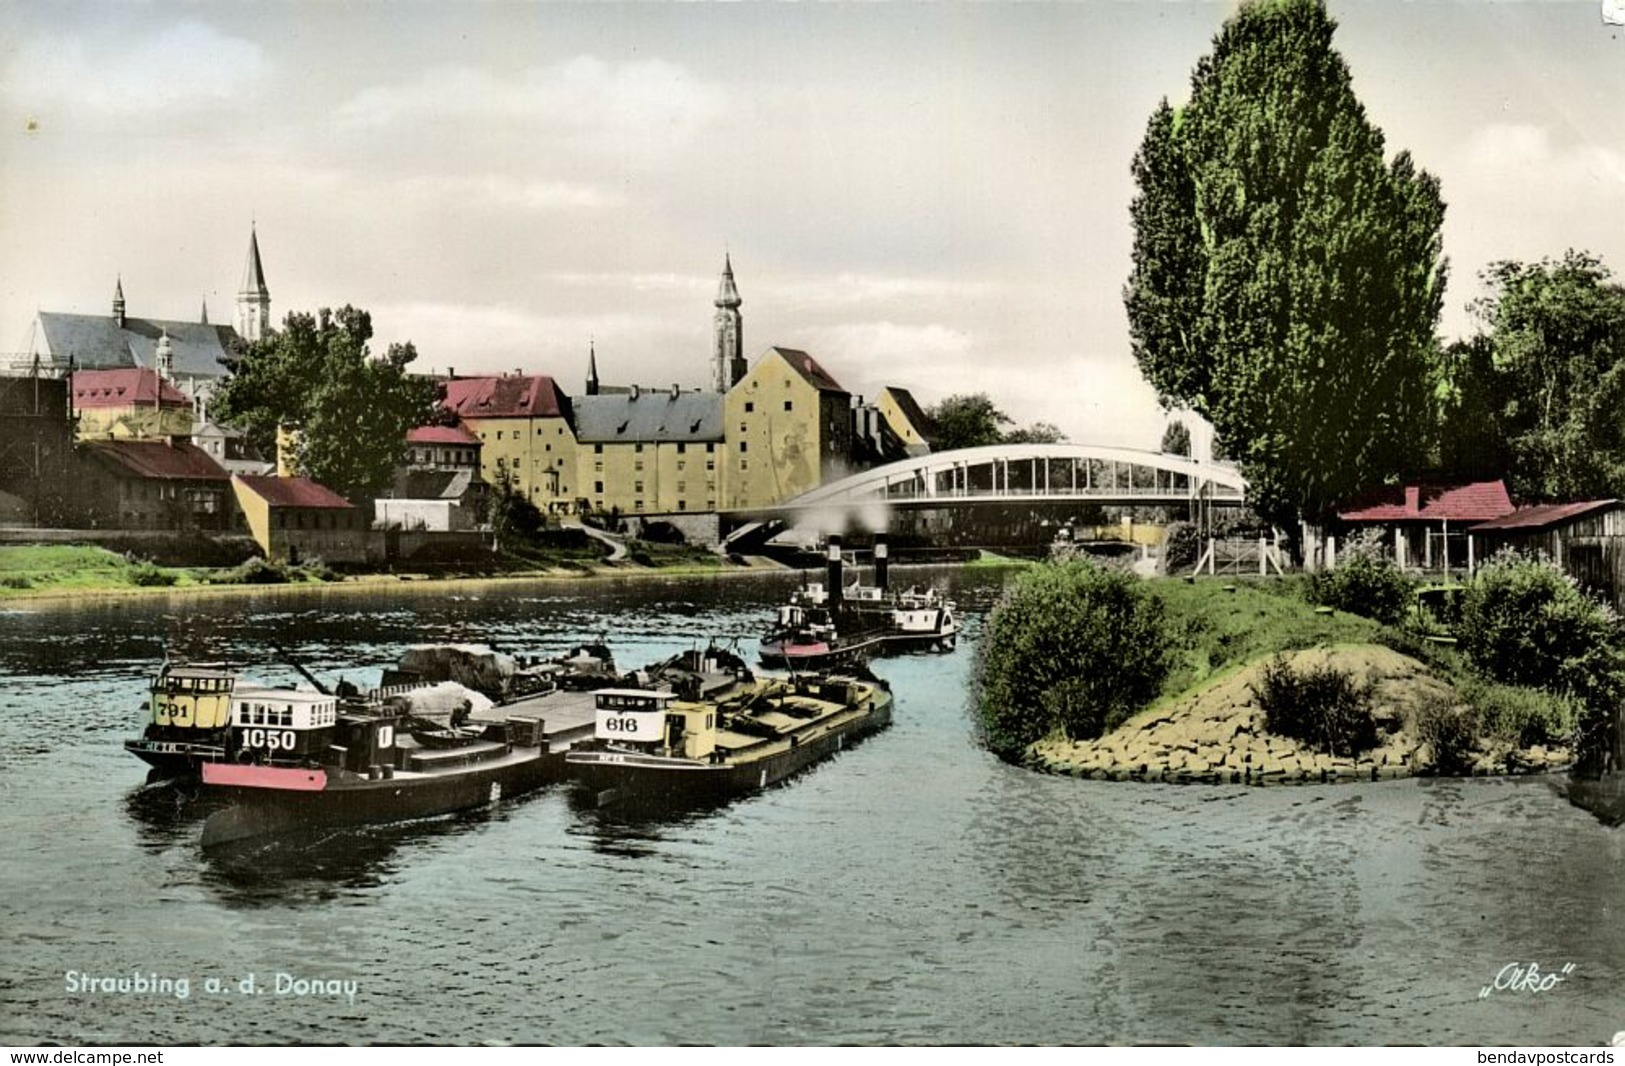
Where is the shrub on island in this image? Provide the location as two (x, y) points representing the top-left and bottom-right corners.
(1308, 531), (1413, 625)
(1249, 654), (1379, 757)
(975, 560), (1171, 760)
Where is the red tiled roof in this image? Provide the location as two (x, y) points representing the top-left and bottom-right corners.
(407, 423), (481, 445)
(1471, 500), (1620, 532)
(769, 347), (845, 393)
(234, 474), (354, 510)
(71, 368), (191, 409)
(442, 375), (567, 419)
(1338, 480), (1515, 523)
(80, 440), (228, 481)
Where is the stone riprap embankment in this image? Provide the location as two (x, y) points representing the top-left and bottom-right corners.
(1027, 645), (1573, 785)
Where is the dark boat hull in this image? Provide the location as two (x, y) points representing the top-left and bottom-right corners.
(569, 693), (893, 808)
(199, 748), (564, 847)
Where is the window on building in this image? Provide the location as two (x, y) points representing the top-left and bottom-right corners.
(678, 500), (687, 511)
(706, 443), (715, 453)
(740, 459), (748, 470)
(635, 443), (644, 453)
(745, 402), (754, 413)
(635, 460), (644, 472)
(706, 460), (715, 472)
(595, 481), (603, 494)
(677, 460), (686, 471)
(677, 481), (686, 493)
(676, 443), (686, 454)
(634, 501), (644, 512)
(497, 431), (504, 441)
(739, 441), (747, 453)
(634, 481), (644, 493)
(594, 444), (603, 454)
(594, 460), (603, 472)
(784, 401), (793, 412)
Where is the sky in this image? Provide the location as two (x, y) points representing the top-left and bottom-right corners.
(2, 1), (1622, 451)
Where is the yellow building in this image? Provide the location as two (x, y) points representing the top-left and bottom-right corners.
(722, 347), (853, 509)
(573, 385), (724, 516)
(442, 375), (578, 513)
(231, 474), (366, 564)
(874, 386), (934, 456)
(70, 367), (194, 440)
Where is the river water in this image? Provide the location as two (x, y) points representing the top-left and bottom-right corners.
(0, 567), (1619, 1046)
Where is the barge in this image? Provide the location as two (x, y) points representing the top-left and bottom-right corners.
(566, 660), (893, 808)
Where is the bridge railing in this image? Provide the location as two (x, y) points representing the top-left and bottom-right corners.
(856, 482), (1247, 502)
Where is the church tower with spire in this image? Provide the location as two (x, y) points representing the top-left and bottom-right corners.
(585, 339), (600, 396)
(712, 254), (744, 392)
(236, 225), (271, 343)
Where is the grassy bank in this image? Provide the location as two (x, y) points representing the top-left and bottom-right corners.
(1016, 575), (1575, 783)
(0, 540), (747, 605)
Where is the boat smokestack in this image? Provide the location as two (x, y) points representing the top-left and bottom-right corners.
(874, 536), (889, 592)
(827, 535), (843, 611)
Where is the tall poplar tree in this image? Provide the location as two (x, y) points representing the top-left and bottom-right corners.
(1125, 0), (1448, 526)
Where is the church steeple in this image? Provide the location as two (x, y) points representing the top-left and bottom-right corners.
(155, 329), (174, 381)
(236, 225), (271, 343)
(113, 276), (126, 328)
(200, 297), (209, 325)
(586, 339), (600, 396)
(712, 254), (744, 392)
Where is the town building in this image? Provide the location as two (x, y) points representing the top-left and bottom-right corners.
(573, 385), (724, 518)
(71, 365), (194, 440)
(76, 439), (232, 532)
(26, 228), (269, 417)
(191, 421), (273, 476)
(441, 374), (577, 513)
(0, 366), (74, 524)
(375, 424), (486, 532)
(722, 346), (854, 510)
(232, 474), (366, 564)
(873, 386), (935, 457)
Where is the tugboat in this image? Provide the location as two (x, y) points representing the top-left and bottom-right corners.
(759, 535), (958, 669)
(124, 645), (608, 846)
(566, 649), (893, 808)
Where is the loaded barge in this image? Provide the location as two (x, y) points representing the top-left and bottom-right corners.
(567, 649), (893, 808)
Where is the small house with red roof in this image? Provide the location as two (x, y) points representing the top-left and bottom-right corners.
(1469, 500), (1625, 602)
(722, 346), (854, 509)
(440, 374), (576, 512)
(231, 474), (367, 564)
(376, 423), (487, 532)
(1336, 479), (1516, 572)
(71, 366), (194, 440)
(76, 439), (231, 531)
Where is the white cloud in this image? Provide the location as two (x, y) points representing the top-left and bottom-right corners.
(2, 21), (266, 114)
(1462, 123), (1625, 189)
(392, 174), (620, 213)
(335, 56), (726, 148)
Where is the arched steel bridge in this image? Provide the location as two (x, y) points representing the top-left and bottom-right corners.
(721, 443), (1247, 543)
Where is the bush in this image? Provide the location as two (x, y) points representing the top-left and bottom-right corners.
(127, 562), (178, 587)
(639, 521), (686, 545)
(1415, 698), (1480, 775)
(1250, 654), (1379, 757)
(1161, 520), (1200, 574)
(0, 574), (33, 590)
(1458, 552), (1625, 704)
(1460, 678), (1580, 749)
(1308, 530), (1413, 624)
(215, 557), (291, 585)
(975, 560), (1171, 760)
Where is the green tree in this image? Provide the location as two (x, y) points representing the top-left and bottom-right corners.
(213, 306), (438, 503)
(1125, 0), (1447, 526)
(489, 467), (545, 551)
(1003, 421), (1066, 445)
(926, 393), (1011, 450)
(1161, 419), (1191, 456)
(975, 560), (1171, 760)
(1438, 252), (1625, 500)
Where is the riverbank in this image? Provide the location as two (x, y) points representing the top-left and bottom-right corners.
(1018, 578), (1576, 785)
(0, 542), (788, 607)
